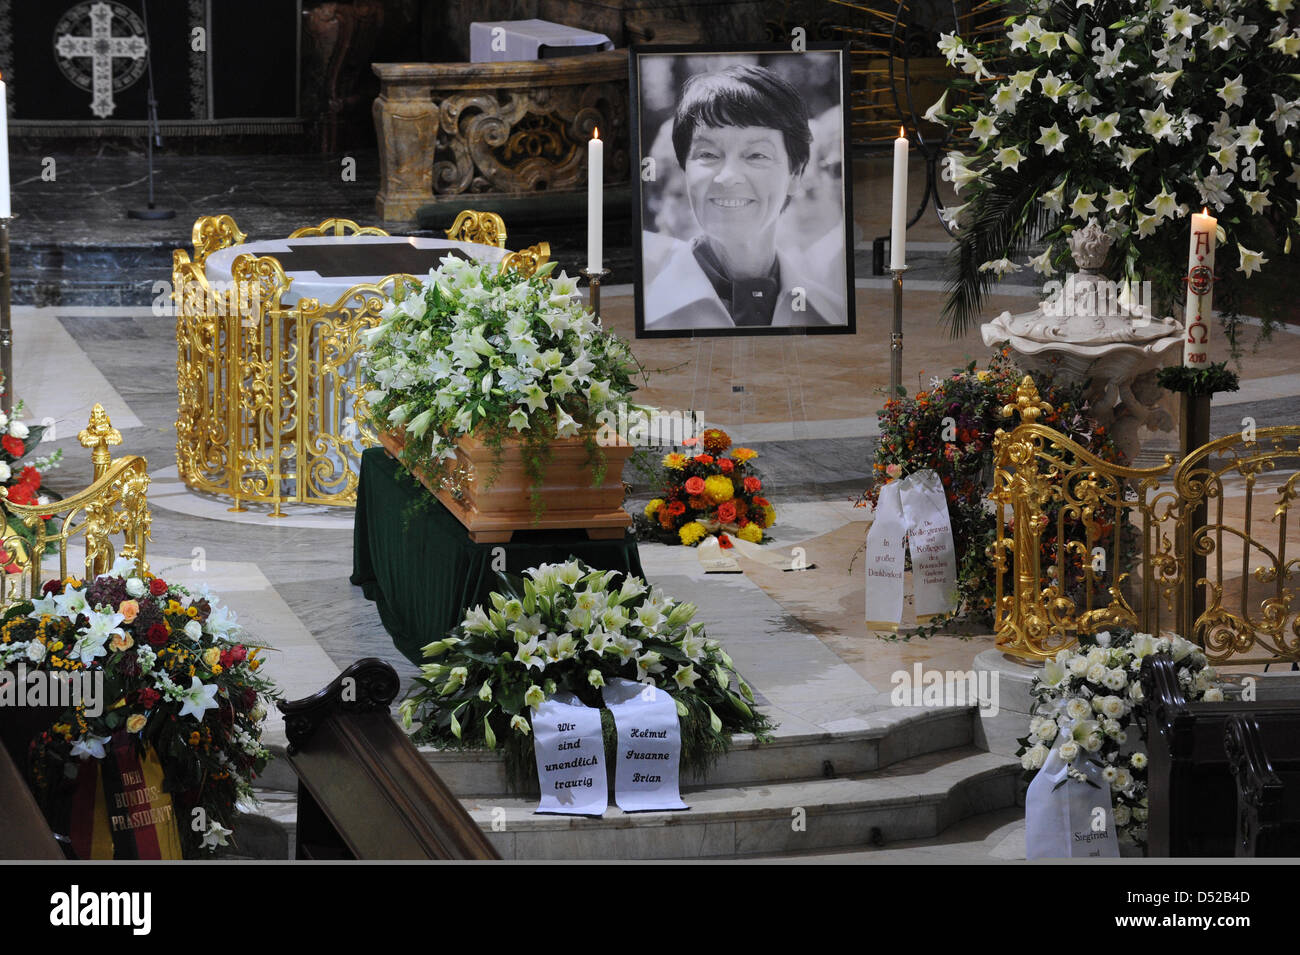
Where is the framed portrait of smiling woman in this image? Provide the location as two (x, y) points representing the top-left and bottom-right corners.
(629, 44), (855, 338)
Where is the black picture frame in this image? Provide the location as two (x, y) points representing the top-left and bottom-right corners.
(629, 43), (856, 339)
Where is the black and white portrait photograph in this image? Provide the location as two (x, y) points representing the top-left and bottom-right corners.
(630, 45), (855, 338)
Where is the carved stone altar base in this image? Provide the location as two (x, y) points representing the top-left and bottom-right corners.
(372, 52), (630, 222)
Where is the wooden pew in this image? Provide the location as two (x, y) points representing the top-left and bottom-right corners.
(1225, 714), (1300, 857)
(279, 658), (498, 860)
(0, 703), (66, 859)
(1141, 653), (1300, 857)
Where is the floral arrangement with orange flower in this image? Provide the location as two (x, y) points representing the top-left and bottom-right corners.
(1, 559), (279, 858)
(860, 351), (1124, 638)
(640, 428), (775, 547)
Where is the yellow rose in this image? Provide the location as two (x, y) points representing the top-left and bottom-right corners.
(645, 498), (665, 517)
(202, 647), (222, 669)
(126, 714), (147, 733)
(109, 632), (134, 652)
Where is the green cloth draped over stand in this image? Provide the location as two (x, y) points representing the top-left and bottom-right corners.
(351, 447), (646, 665)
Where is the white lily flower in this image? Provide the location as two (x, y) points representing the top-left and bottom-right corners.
(554, 407), (580, 438)
(979, 258), (1022, 278)
(1007, 22), (1036, 51)
(1039, 181), (1067, 214)
(1242, 190), (1271, 215)
(1036, 123), (1068, 155)
(1236, 121), (1264, 155)
(508, 408), (530, 431)
(1103, 187), (1129, 213)
(1037, 31), (1063, 53)
(1135, 212), (1161, 237)
(1269, 94), (1300, 134)
(990, 84), (1022, 114)
(1038, 70), (1068, 102)
(1118, 145), (1150, 170)
(1149, 70), (1182, 99)
(1272, 32), (1300, 55)
(1237, 244), (1268, 277)
(1218, 74), (1246, 109)
(1146, 187), (1183, 221)
(922, 90), (948, 123)
(1069, 190), (1099, 219)
(1088, 112), (1121, 146)
(1028, 247), (1056, 275)
(1140, 103), (1177, 142)
(1203, 22), (1234, 50)
(1165, 7), (1204, 38)
(177, 676), (221, 721)
(969, 112), (998, 144)
(995, 145), (1026, 171)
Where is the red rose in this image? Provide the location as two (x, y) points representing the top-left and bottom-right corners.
(241, 688), (258, 710)
(744, 476), (762, 493)
(684, 476), (706, 496)
(667, 500), (686, 516)
(716, 500), (738, 523)
(41, 579), (62, 596)
(1, 434), (23, 457)
(717, 533), (733, 549)
(229, 644), (248, 664)
(718, 459), (735, 474)
(147, 623), (170, 646)
(148, 578), (168, 596)
(137, 688), (161, 709)
(693, 454), (715, 466)
(18, 466), (39, 490)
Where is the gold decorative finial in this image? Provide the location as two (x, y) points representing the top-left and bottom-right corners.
(1001, 375), (1053, 425)
(78, 404), (122, 481)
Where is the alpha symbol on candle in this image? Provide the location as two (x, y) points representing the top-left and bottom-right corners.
(1194, 231), (1212, 256)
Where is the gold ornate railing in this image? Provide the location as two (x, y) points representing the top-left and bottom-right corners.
(1, 405), (150, 599)
(991, 376), (1300, 666)
(174, 213), (550, 515)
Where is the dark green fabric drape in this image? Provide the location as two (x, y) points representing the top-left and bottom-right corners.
(351, 448), (645, 665)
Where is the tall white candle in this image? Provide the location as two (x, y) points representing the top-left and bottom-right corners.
(1182, 207), (1216, 367)
(0, 76), (10, 219)
(890, 127), (908, 270)
(587, 128), (603, 274)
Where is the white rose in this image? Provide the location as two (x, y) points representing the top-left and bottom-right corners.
(1035, 720), (1058, 742)
(1092, 696), (1107, 713)
(1130, 751), (1148, 770)
(1114, 768), (1133, 790)
(1066, 698), (1091, 720)
(1203, 687), (1224, 702)
(1058, 740), (1080, 762)
(1087, 647), (1108, 666)
(1133, 807), (1148, 822)
(1169, 636), (1194, 661)
(126, 577), (146, 598)
(0, 462), (10, 483)
(184, 620), (203, 641)
(1101, 695), (1125, 718)
(1087, 663), (1108, 683)
(26, 641), (46, 663)
(1069, 656), (1090, 676)
(1113, 804), (1132, 826)
(1021, 743), (1049, 771)
(1082, 734), (1103, 752)
(8, 420), (28, 440)
(1102, 719), (1121, 737)
(1103, 668), (1128, 690)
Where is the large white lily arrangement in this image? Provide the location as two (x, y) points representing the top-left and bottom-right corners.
(1018, 628), (1218, 851)
(931, 0), (1300, 340)
(360, 258), (641, 495)
(402, 560), (771, 785)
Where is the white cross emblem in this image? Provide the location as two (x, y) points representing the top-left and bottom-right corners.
(55, 2), (147, 118)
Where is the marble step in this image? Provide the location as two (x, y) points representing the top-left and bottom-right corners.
(468, 746), (1021, 860)
(417, 705), (976, 798)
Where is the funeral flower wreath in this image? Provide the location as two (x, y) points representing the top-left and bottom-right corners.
(402, 560), (772, 787)
(1018, 628), (1217, 851)
(1, 559), (279, 858)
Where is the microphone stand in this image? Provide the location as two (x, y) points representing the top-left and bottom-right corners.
(127, 0), (174, 220)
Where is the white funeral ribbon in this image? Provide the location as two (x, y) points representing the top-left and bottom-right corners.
(531, 693), (608, 817)
(601, 678), (688, 812)
(730, 537), (817, 571)
(864, 480), (907, 631)
(898, 469), (959, 623)
(1024, 742), (1120, 859)
(864, 469), (959, 630)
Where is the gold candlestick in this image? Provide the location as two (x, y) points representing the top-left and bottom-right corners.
(580, 267), (611, 321)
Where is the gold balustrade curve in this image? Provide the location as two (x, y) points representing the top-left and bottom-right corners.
(992, 402), (1300, 666)
(1, 406), (151, 600)
(175, 212), (547, 514)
